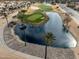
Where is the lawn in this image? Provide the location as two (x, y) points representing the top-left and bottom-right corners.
(17, 4), (52, 24)
(27, 13), (43, 21)
(17, 12), (45, 24)
(38, 4), (52, 11)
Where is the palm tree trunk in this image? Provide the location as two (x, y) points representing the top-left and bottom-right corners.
(45, 45), (47, 59)
(24, 29), (26, 46)
(5, 17), (8, 27)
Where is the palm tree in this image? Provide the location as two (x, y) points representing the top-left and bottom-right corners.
(44, 32), (56, 59)
(2, 4), (9, 27)
(3, 12), (8, 27)
(17, 11), (27, 46)
(19, 24), (27, 46)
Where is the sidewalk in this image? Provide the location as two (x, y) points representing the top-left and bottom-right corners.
(59, 4), (79, 45)
(58, 5), (79, 59)
(0, 10), (43, 59)
(59, 4), (79, 25)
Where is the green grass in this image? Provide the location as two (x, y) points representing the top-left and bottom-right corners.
(17, 12), (45, 24)
(27, 13), (43, 21)
(17, 13), (27, 21)
(17, 4), (51, 24)
(38, 4), (52, 11)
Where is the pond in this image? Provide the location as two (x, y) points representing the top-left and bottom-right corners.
(45, 12), (77, 48)
(14, 12), (77, 48)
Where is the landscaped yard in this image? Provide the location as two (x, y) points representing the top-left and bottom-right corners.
(17, 11), (46, 24)
(17, 4), (53, 24)
(27, 13), (44, 22)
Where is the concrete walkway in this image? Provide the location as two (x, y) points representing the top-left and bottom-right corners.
(58, 4), (79, 59)
(59, 4), (79, 25)
(0, 10), (43, 59)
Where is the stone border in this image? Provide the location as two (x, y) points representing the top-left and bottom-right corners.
(3, 25), (76, 59)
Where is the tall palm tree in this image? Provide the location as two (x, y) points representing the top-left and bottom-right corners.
(19, 24), (27, 46)
(3, 12), (8, 27)
(2, 4), (9, 27)
(17, 11), (27, 46)
(44, 32), (56, 59)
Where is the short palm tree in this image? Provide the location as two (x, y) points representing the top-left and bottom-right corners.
(44, 32), (56, 59)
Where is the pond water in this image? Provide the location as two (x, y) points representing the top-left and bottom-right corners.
(14, 12), (77, 48)
(45, 12), (77, 48)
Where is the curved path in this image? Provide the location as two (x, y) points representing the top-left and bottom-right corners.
(0, 11), (43, 59)
(59, 4), (79, 25)
(0, 3), (78, 59)
(3, 26), (76, 59)
(58, 4), (79, 59)
(3, 12), (76, 59)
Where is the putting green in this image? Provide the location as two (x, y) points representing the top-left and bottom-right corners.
(27, 13), (43, 21)
(17, 8), (49, 24)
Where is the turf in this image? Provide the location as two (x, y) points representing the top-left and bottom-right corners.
(27, 13), (43, 21)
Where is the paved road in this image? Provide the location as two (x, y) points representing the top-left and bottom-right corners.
(59, 4), (79, 25)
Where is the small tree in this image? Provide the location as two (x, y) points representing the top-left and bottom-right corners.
(2, 4), (9, 27)
(44, 32), (56, 59)
(64, 13), (71, 27)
